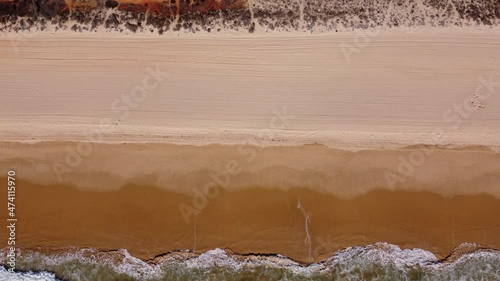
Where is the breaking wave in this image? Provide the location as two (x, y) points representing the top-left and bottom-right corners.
(2, 242), (500, 280)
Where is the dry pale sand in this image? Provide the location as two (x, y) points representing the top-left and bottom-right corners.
(1, 28), (500, 263)
(1, 29), (500, 149)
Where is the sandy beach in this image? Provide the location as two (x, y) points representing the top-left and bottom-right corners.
(2, 176), (500, 263)
(1, 29), (500, 149)
(1, 2), (500, 278)
(1, 141), (500, 263)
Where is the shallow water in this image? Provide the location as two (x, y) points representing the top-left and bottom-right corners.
(1, 243), (500, 281)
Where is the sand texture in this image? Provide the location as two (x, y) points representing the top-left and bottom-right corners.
(1, 4), (500, 270)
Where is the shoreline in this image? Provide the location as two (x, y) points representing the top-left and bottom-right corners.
(1, 178), (500, 263)
(1, 141), (499, 197)
(3, 244), (500, 281)
(0, 141), (499, 264)
(1, 125), (500, 152)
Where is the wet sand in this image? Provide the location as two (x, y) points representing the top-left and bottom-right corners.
(1, 142), (500, 198)
(0, 142), (499, 263)
(2, 178), (500, 263)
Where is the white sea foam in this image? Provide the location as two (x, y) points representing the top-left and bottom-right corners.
(1, 243), (499, 281)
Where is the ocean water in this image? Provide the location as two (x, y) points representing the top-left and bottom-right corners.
(1, 243), (500, 281)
